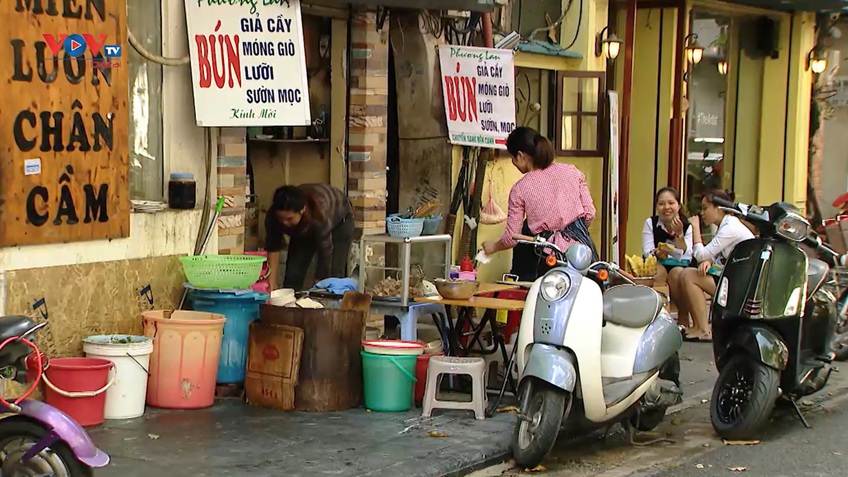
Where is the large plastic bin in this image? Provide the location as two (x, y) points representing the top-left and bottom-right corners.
(189, 290), (269, 384)
(142, 310), (226, 409)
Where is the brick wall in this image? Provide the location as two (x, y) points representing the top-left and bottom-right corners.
(348, 10), (389, 238)
(217, 127), (247, 254)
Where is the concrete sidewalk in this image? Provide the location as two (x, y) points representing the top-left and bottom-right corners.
(89, 343), (717, 477)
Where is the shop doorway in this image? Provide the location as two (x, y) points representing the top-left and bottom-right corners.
(685, 11), (731, 218)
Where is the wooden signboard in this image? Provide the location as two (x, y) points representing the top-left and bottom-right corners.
(0, 0), (130, 246)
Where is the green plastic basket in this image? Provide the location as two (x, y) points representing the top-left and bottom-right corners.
(179, 254), (267, 290)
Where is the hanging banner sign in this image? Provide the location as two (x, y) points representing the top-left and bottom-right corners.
(185, 0), (311, 127)
(438, 45), (516, 150)
(0, 0), (130, 247)
(608, 92), (620, 263)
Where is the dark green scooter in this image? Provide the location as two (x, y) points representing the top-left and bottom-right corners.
(707, 198), (847, 441)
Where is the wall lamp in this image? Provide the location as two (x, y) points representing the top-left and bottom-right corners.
(807, 49), (828, 74)
(717, 60), (728, 75)
(684, 33), (704, 65)
(595, 26), (623, 61)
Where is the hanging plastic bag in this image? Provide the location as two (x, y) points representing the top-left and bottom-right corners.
(480, 177), (507, 225)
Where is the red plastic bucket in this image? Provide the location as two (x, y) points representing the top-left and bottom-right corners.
(43, 357), (115, 427)
(414, 353), (442, 405)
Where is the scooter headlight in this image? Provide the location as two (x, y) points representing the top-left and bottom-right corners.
(540, 270), (571, 302)
(775, 213), (810, 242)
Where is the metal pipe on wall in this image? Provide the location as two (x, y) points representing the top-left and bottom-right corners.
(463, 12), (496, 260)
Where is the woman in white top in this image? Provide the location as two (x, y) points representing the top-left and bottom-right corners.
(680, 189), (755, 342)
(641, 187), (695, 329)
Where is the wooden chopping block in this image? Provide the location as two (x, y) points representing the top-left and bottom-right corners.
(259, 304), (366, 412)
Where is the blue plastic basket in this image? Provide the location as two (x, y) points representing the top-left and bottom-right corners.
(386, 216), (424, 238)
(422, 216), (443, 235)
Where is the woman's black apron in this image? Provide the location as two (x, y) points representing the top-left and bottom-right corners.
(510, 218), (599, 282)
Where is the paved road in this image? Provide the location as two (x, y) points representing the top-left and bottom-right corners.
(646, 392), (848, 477)
(470, 348), (848, 477)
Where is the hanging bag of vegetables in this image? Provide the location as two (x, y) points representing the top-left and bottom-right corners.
(480, 176), (507, 225)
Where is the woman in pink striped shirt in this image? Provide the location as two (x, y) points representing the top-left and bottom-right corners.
(482, 127), (597, 281)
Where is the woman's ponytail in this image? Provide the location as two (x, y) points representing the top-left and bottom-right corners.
(532, 133), (555, 169)
(506, 127), (555, 170)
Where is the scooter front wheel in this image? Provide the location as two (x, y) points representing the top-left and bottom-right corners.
(512, 378), (569, 469)
(0, 417), (93, 477)
(710, 355), (779, 441)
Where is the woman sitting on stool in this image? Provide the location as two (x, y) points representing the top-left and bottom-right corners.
(679, 189), (754, 342)
(641, 187), (693, 329)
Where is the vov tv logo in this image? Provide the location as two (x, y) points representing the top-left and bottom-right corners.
(41, 33), (122, 68)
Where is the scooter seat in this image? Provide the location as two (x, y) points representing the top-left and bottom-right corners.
(0, 316), (36, 342)
(602, 286), (662, 328)
(806, 258), (830, 299)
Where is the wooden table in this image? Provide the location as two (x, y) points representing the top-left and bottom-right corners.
(415, 283), (526, 416)
(475, 282), (523, 295)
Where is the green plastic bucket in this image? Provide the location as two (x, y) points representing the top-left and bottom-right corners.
(361, 351), (418, 412)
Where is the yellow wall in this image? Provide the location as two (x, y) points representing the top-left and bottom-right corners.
(447, 0), (815, 282)
(782, 12), (816, 212)
(620, 5), (814, 259)
(731, 49), (764, 204)
(729, 11), (813, 211)
(624, 8), (677, 256)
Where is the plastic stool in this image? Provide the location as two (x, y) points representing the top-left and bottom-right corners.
(422, 356), (488, 420)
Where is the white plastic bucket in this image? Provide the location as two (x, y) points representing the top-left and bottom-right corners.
(83, 335), (153, 420)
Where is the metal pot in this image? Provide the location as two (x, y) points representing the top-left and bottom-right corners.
(434, 279), (479, 300)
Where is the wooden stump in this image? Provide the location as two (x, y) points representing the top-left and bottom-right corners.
(259, 304), (365, 411)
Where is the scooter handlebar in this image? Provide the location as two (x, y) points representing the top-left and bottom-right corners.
(711, 196), (737, 210)
(513, 234), (537, 242)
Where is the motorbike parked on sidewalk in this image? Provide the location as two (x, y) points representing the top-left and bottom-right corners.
(825, 269), (848, 361)
(706, 198), (848, 441)
(510, 235), (684, 468)
(0, 315), (110, 476)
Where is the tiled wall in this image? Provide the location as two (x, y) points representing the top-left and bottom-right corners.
(348, 10), (389, 238)
(217, 127), (247, 254)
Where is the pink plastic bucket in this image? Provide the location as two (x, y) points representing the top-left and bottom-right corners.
(142, 310), (226, 409)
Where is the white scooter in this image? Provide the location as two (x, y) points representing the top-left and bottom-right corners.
(511, 235), (684, 468)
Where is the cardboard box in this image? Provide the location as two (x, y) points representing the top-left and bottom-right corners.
(245, 322), (304, 411)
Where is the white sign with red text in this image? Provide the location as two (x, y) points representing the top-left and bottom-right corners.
(185, 0), (311, 127)
(438, 45), (516, 150)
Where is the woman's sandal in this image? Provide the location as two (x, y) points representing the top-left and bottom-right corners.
(684, 334), (712, 343)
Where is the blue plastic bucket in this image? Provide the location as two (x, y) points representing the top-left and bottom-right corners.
(361, 351), (417, 412)
(189, 290), (269, 384)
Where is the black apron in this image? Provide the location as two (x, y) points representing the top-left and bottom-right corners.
(510, 218), (599, 282)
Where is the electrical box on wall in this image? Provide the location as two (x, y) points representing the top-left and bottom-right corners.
(510, 0), (561, 39)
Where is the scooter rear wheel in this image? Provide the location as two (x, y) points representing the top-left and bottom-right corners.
(710, 355), (779, 441)
(0, 417), (93, 477)
(512, 378), (569, 469)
